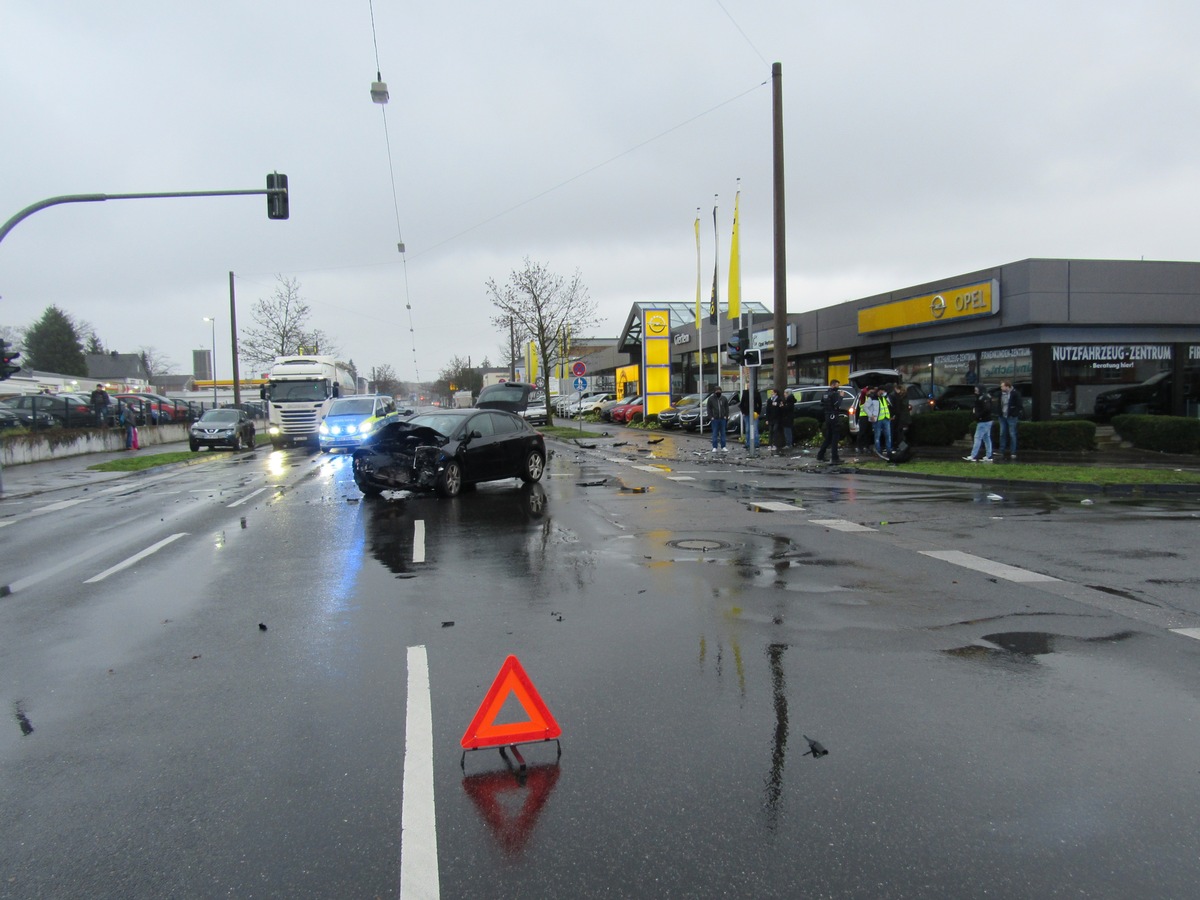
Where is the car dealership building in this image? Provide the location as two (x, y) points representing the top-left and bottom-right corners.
(642, 258), (1200, 421)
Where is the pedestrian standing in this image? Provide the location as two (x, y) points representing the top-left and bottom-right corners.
(866, 387), (893, 456)
(853, 386), (873, 455)
(119, 400), (139, 450)
(887, 383), (912, 449)
(780, 387), (796, 449)
(765, 389), (782, 450)
(706, 386), (730, 452)
(739, 387), (762, 446)
(965, 385), (995, 462)
(815, 380), (844, 464)
(90, 383), (111, 425)
(997, 381), (1023, 460)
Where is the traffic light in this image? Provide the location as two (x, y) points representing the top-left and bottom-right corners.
(727, 327), (747, 364)
(0, 339), (21, 381)
(743, 348), (762, 367)
(266, 172), (289, 220)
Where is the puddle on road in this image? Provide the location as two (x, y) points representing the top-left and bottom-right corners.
(945, 629), (1139, 664)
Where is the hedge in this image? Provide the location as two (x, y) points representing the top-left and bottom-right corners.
(907, 412), (1096, 451)
(1112, 414), (1200, 454)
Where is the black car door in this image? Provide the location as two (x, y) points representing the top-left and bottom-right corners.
(459, 412), (501, 482)
(487, 412), (526, 476)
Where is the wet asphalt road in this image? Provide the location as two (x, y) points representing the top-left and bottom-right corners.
(2, 436), (1200, 898)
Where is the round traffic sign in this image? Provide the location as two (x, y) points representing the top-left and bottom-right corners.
(571, 361), (586, 377)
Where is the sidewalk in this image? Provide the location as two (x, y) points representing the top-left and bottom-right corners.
(0, 442), (199, 501)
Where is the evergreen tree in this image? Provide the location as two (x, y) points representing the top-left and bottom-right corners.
(24, 306), (87, 375)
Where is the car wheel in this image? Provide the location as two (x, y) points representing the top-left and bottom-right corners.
(436, 460), (463, 497)
(189, 439), (200, 452)
(231, 434), (243, 451)
(520, 450), (545, 483)
(352, 461), (383, 497)
(246, 429), (256, 450)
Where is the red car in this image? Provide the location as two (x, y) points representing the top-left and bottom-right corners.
(609, 395), (645, 424)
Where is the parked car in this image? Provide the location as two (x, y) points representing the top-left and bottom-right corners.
(609, 395), (646, 424)
(597, 397), (628, 422)
(351, 408), (546, 498)
(115, 393), (179, 423)
(570, 392), (616, 417)
(553, 391), (582, 416)
(319, 394), (397, 452)
(679, 396), (743, 434)
(936, 383), (999, 412)
(657, 394), (702, 429)
(8, 393), (94, 426)
(0, 398), (56, 429)
(787, 385), (856, 421)
(904, 383), (938, 415)
(189, 408), (257, 451)
(520, 392), (550, 426)
(1093, 372), (1173, 419)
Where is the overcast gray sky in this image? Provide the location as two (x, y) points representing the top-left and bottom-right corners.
(3, 1), (1197, 384)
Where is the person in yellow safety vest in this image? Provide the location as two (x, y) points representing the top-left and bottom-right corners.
(864, 386), (893, 456)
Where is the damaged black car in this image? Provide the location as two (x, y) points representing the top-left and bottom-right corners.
(351, 409), (547, 498)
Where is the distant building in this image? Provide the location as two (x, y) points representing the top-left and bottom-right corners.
(85, 351), (151, 392)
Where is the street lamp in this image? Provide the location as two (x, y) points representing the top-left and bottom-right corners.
(203, 316), (217, 408)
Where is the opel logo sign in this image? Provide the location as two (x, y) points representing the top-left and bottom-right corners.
(930, 295), (946, 319)
(647, 314), (668, 335)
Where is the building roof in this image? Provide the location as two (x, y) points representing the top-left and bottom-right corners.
(87, 352), (150, 381)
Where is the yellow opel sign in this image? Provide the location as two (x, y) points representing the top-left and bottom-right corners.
(858, 279), (999, 334)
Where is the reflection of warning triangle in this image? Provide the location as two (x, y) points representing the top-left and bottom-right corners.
(461, 655), (562, 749)
(462, 764), (561, 856)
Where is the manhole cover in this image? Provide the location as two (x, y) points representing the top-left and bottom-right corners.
(668, 538), (731, 552)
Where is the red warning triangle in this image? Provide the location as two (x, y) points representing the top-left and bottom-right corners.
(461, 655), (562, 749)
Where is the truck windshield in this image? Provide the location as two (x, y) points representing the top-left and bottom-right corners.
(267, 380), (328, 402)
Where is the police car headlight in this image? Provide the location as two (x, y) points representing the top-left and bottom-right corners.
(319, 422), (330, 435)
(346, 423), (358, 434)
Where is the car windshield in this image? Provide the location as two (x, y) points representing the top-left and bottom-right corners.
(328, 398), (376, 416)
(199, 410), (240, 424)
(266, 380), (327, 402)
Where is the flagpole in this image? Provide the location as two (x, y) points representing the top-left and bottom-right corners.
(695, 208), (702, 396)
(711, 197), (720, 392)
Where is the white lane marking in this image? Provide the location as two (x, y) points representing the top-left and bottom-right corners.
(83, 533), (189, 583)
(400, 645), (439, 900)
(1170, 628), (1200, 641)
(666, 475), (696, 481)
(920, 550), (1060, 583)
(632, 464), (671, 473)
(752, 501), (805, 512)
(0, 496), (92, 528)
(227, 487), (266, 508)
(810, 518), (878, 533)
(413, 520), (426, 564)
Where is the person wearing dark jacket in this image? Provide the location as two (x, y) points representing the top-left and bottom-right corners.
(706, 387), (730, 452)
(739, 388), (762, 445)
(779, 388), (796, 449)
(815, 380), (844, 464)
(964, 385), (995, 462)
(997, 381), (1023, 460)
(887, 383), (912, 448)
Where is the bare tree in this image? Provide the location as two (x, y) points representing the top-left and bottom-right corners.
(239, 275), (340, 368)
(487, 259), (597, 422)
(369, 364), (401, 397)
(139, 346), (177, 378)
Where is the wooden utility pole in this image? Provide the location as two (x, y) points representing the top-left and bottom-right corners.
(771, 62), (788, 391)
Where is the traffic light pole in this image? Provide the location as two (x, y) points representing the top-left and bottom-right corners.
(0, 181), (288, 248)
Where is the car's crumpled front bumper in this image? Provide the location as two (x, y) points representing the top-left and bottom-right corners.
(354, 444), (443, 491)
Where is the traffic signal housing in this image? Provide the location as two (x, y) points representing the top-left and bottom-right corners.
(0, 339), (21, 380)
(743, 348), (762, 367)
(266, 172), (289, 220)
(727, 327), (748, 364)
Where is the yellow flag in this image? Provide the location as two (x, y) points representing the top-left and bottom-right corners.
(694, 216), (702, 325)
(527, 342), (538, 382)
(727, 192), (741, 320)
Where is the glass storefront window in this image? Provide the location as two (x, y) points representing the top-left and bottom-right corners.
(1051, 344), (1172, 418)
(1185, 345), (1200, 418)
